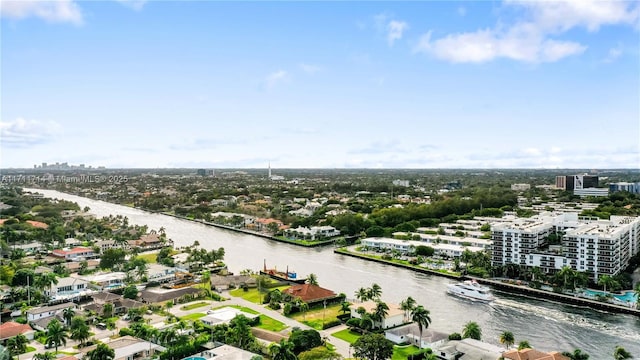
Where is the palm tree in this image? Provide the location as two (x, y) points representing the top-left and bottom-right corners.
(201, 270), (211, 290)
(557, 266), (575, 291)
(462, 321), (482, 340)
(400, 296), (416, 322)
(598, 275), (613, 294)
(136, 263), (148, 280)
(6, 334), (28, 356)
(102, 303), (114, 319)
(355, 287), (368, 302)
(499, 331), (515, 349)
(614, 346), (632, 360)
(518, 340), (532, 350)
(368, 283), (382, 300)
(35, 272), (59, 293)
(87, 343), (115, 360)
(46, 319), (68, 352)
(635, 283), (640, 309)
(410, 305), (431, 348)
(372, 301), (389, 329)
(339, 301), (351, 316)
(62, 307), (75, 327)
(306, 273), (318, 286)
(299, 301), (309, 321)
(70, 317), (90, 347)
(562, 349), (589, 360)
(269, 339), (297, 360)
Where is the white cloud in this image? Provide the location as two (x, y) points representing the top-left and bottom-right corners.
(387, 20), (408, 46)
(415, 0), (637, 64)
(0, 118), (62, 148)
(299, 63), (321, 74)
(264, 70), (289, 89)
(603, 45), (623, 63)
(0, 0), (83, 25)
(509, 0), (640, 32)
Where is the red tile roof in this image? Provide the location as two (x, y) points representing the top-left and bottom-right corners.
(26, 220), (49, 229)
(0, 322), (33, 340)
(503, 349), (570, 360)
(282, 284), (337, 303)
(52, 247), (94, 257)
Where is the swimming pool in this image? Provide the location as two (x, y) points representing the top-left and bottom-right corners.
(183, 357), (206, 360)
(583, 289), (637, 303)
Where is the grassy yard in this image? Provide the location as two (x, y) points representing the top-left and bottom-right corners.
(24, 346), (36, 353)
(256, 315), (288, 332)
(289, 304), (343, 330)
(180, 301), (210, 310)
(229, 286), (290, 304)
(137, 252), (158, 263)
(213, 305), (259, 315)
(392, 345), (422, 360)
(331, 329), (361, 344)
(180, 313), (206, 321)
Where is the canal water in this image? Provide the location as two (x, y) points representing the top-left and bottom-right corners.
(31, 189), (640, 358)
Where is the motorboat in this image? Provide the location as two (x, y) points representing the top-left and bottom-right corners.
(447, 280), (495, 302)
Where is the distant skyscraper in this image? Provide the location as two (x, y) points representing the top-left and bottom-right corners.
(555, 174), (598, 190)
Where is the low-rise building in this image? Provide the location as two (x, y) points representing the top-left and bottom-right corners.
(199, 307), (259, 327)
(282, 284), (339, 305)
(284, 226), (341, 240)
(45, 276), (94, 302)
(26, 302), (76, 322)
(80, 336), (165, 360)
(436, 338), (504, 360)
(51, 247), (96, 261)
(503, 348), (569, 360)
(384, 324), (448, 349)
(0, 322), (35, 343)
(350, 301), (404, 329)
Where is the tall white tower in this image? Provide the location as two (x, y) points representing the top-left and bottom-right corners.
(268, 162), (271, 178)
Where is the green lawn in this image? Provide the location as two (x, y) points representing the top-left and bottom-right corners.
(213, 305), (259, 315)
(229, 286), (290, 304)
(256, 315), (288, 332)
(181, 301), (210, 310)
(392, 345), (422, 360)
(24, 346), (36, 353)
(290, 304), (343, 330)
(137, 252), (158, 263)
(180, 313), (206, 321)
(331, 329), (361, 344)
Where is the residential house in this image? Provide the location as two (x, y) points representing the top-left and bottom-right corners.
(384, 324), (448, 349)
(182, 343), (260, 360)
(350, 301), (404, 329)
(503, 348), (570, 360)
(51, 247), (96, 261)
(436, 338), (504, 360)
(95, 239), (128, 252)
(284, 226), (341, 240)
(63, 259), (100, 273)
(210, 275), (256, 291)
(146, 263), (179, 283)
(80, 336), (165, 360)
(140, 287), (201, 304)
(199, 307), (259, 327)
(0, 322), (35, 343)
(86, 292), (144, 315)
(26, 302), (76, 322)
(76, 272), (127, 290)
(13, 242), (44, 255)
(282, 284), (339, 305)
(128, 233), (164, 251)
(45, 276), (94, 302)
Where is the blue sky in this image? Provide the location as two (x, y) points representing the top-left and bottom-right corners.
(1, 0), (639, 169)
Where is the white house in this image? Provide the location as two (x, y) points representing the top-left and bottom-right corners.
(285, 226), (341, 240)
(26, 302), (76, 322)
(199, 307), (259, 327)
(13, 242), (44, 254)
(350, 301), (404, 329)
(45, 276), (93, 302)
(385, 324), (449, 349)
(51, 247), (96, 260)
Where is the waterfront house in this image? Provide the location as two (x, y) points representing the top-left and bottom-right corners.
(282, 284), (339, 305)
(95, 239), (128, 252)
(503, 348), (570, 360)
(180, 343), (259, 360)
(77, 272), (127, 290)
(128, 232), (164, 251)
(140, 287), (201, 304)
(436, 338), (503, 360)
(210, 274), (256, 291)
(0, 322), (35, 343)
(146, 263), (179, 283)
(79, 336), (165, 360)
(350, 301), (404, 329)
(284, 226), (341, 240)
(384, 324), (448, 349)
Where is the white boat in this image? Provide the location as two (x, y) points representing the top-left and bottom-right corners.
(447, 280), (495, 302)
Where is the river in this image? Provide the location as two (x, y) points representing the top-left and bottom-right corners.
(30, 189), (640, 358)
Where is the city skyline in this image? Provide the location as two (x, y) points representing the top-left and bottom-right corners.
(1, 0), (639, 169)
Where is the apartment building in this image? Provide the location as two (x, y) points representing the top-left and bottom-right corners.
(491, 213), (640, 281)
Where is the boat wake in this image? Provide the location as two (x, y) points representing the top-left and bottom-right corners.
(492, 298), (640, 343)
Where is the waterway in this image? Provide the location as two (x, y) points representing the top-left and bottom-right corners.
(30, 189), (640, 358)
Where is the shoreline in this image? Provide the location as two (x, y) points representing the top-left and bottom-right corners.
(336, 247), (640, 316)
